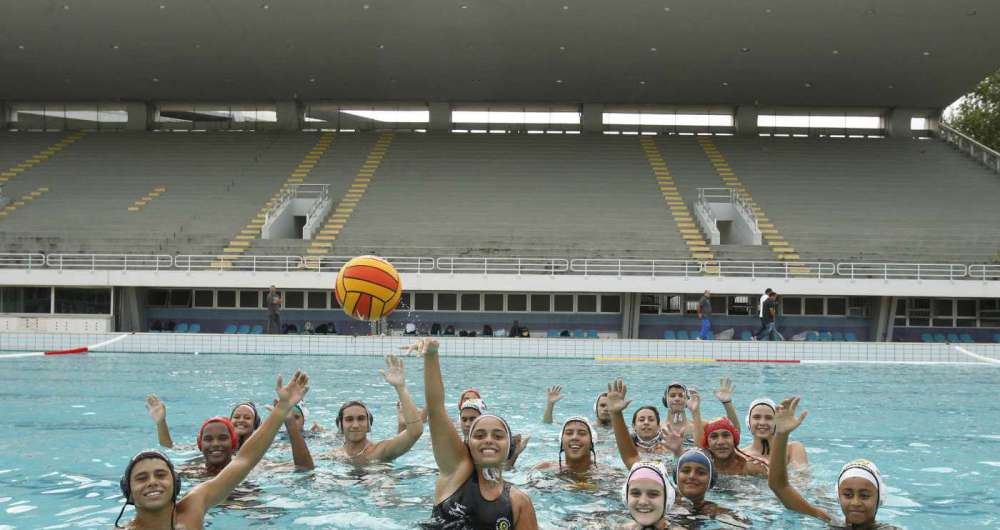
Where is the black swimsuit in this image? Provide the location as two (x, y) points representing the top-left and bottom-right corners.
(425, 472), (515, 530)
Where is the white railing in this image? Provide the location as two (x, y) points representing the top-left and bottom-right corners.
(570, 259), (701, 277)
(174, 255), (304, 272)
(437, 257), (569, 275)
(45, 254), (172, 271)
(968, 264), (1000, 281)
(0, 252), (997, 281)
(837, 262), (968, 281)
(0, 253), (45, 269)
(939, 123), (1000, 173)
(698, 187), (760, 230)
(263, 183), (331, 226)
(702, 261), (836, 279)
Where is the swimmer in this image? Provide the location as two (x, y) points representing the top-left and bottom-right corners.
(395, 401), (428, 434)
(661, 378), (739, 447)
(114, 371), (309, 530)
(192, 416), (238, 477)
(409, 338), (538, 529)
(768, 397), (900, 529)
(541, 384), (564, 424)
(533, 416), (603, 479)
(455, 394), (529, 470)
(742, 397), (808, 467)
(458, 388), (484, 412)
(283, 403), (315, 471)
(595, 392), (612, 429)
(542, 384), (612, 431)
(605, 379), (685, 468)
(690, 389), (768, 477)
(145, 395), (262, 451)
(618, 462), (682, 530)
(327, 355), (424, 463)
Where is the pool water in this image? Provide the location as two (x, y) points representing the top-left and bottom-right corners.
(0, 352), (998, 529)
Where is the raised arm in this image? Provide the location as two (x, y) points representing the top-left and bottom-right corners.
(412, 339), (470, 479)
(373, 355), (425, 461)
(146, 395), (175, 448)
(606, 379), (639, 469)
(713, 378), (740, 436)
(768, 398), (830, 522)
(184, 371), (309, 511)
(688, 388), (704, 444)
(542, 385), (563, 424)
(285, 411), (315, 471)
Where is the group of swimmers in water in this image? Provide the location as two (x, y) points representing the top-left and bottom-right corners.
(119, 338), (895, 529)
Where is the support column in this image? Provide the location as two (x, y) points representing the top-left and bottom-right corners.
(428, 102), (451, 132)
(124, 102), (151, 131)
(886, 108), (917, 138)
(0, 100), (9, 129)
(581, 103), (603, 133)
(620, 293), (641, 339)
(275, 100), (302, 131)
(734, 105), (759, 136)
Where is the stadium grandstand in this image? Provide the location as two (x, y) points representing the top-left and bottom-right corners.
(1, 0), (1000, 344)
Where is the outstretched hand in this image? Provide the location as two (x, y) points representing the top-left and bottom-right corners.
(606, 378), (632, 413)
(400, 338), (439, 357)
(275, 370), (310, 409)
(380, 355), (407, 388)
(660, 422), (685, 454)
(512, 433), (530, 460)
(714, 377), (735, 403)
(774, 397), (808, 435)
(546, 385), (564, 405)
(146, 395), (166, 423)
(687, 388), (701, 413)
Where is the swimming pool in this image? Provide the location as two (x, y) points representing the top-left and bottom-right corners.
(1, 351), (998, 529)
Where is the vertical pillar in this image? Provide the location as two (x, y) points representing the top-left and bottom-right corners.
(581, 103), (603, 133)
(275, 100), (302, 131)
(428, 102), (451, 132)
(734, 105), (759, 136)
(0, 100), (9, 130)
(886, 108), (915, 138)
(124, 102), (151, 131)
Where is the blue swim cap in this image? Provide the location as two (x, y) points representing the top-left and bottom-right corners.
(675, 448), (717, 488)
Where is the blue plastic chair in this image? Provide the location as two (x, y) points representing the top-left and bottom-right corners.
(175, 323), (189, 333)
(251, 324), (264, 334)
(819, 332), (832, 342)
(921, 332), (934, 343)
(933, 333), (947, 343)
(188, 323), (201, 333)
(237, 324), (251, 334)
(844, 331), (858, 342)
(676, 330), (690, 340)
(586, 330), (599, 338)
(663, 330), (676, 340)
(994, 333), (1000, 343)
(572, 329), (585, 338)
(959, 333), (973, 343)
(831, 331), (844, 341)
(547, 329), (559, 338)
(740, 330), (752, 341)
(224, 324), (238, 334)
(946, 333), (960, 343)
(805, 331), (820, 341)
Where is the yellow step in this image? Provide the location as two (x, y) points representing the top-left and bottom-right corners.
(223, 247), (245, 253)
(235, 235), (255, 240)
(127, 206), (140, 212)
(692, 252), (715, 259)
(310, 241), (333, 248)
(779, 254), (801, 261)
(682, 233), (702, 241)
(315, 235), (337, 241)
(228, 240), (250, 247)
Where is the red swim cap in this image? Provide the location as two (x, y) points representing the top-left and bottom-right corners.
(197, 416), (238, 451)
(701, 417), (740, 448)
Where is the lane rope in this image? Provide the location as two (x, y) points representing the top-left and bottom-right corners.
(0, 333), (132, 359)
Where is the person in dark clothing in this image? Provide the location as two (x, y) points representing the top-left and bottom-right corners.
(482, 324), (493, 337)
(756, 292), (783, 341)
(443, 325), (456, 336)
(509, 320), (522, 338)
(430, 323), (442, 336)
(753, 288), (774, 340)
(698, 290), (713, 340)
(266, 286), (282, 334)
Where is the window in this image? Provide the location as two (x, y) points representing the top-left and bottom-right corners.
(727, 295), (751, 316)
(194, 290), (214, 308)
(804, 298), (825, 315)
(304, 103), (429, 130)
(216, 290), (237, 308)
(461, 294), (481, 311)
(603, 112), (733, 127)
(956, 300), (976, 317)
(10, 103), (128, 131)
(826, 298), (847, 316)
(484, 294), (504, 311)
(577, 295), (597, 313)
(414, 293), (434, 311)
(147, 289), (169, 307)
(933, 299), (954, 316)
(169, 290), (191, 308)
(283, 291), (304, 309)
(662, 295), (682, 314)
(531, 294), (551, 312)
(6, 287), (52, 314)
(601, 295), (622, 313)
(782, 297), (802, 315)
(331, 291), (342, 309)
(554, 295), (574, 312)
(155, 103), (277, 130)
(507, 294), (527, 312)
(452, 110), (580, 125)
(758, 114), (882, 129)
(54, 288), (111, 314)
(437, 293), (457, 311)
(307, 291), (328, 309)
(239, 290), (260, 309)
(640, 294), (661, 314)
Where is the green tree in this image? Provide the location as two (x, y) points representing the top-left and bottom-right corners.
(947, 68), (1000, 151)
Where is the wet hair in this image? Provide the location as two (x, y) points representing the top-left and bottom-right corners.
(336, 400), (374, 432)
(230, 402), (262, 432)
(116, 450), (180, 528)
(631, 405), (661, 426)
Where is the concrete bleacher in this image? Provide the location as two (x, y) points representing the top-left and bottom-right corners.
(714, 136), (1000, 264)
(2, 131), (999, 264)
(330, 133), (688, 258)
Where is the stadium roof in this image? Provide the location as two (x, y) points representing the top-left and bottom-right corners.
(1, 0), (998, 109)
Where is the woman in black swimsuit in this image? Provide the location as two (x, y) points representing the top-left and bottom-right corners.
(407, 338), (538, 530)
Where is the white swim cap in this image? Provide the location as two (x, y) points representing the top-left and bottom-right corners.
(838, 459), (886, 507)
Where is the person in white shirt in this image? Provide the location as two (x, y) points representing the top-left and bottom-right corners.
(753, 289), (773, 341)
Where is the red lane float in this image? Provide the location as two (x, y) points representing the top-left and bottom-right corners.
(44, 347), (89, 356)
